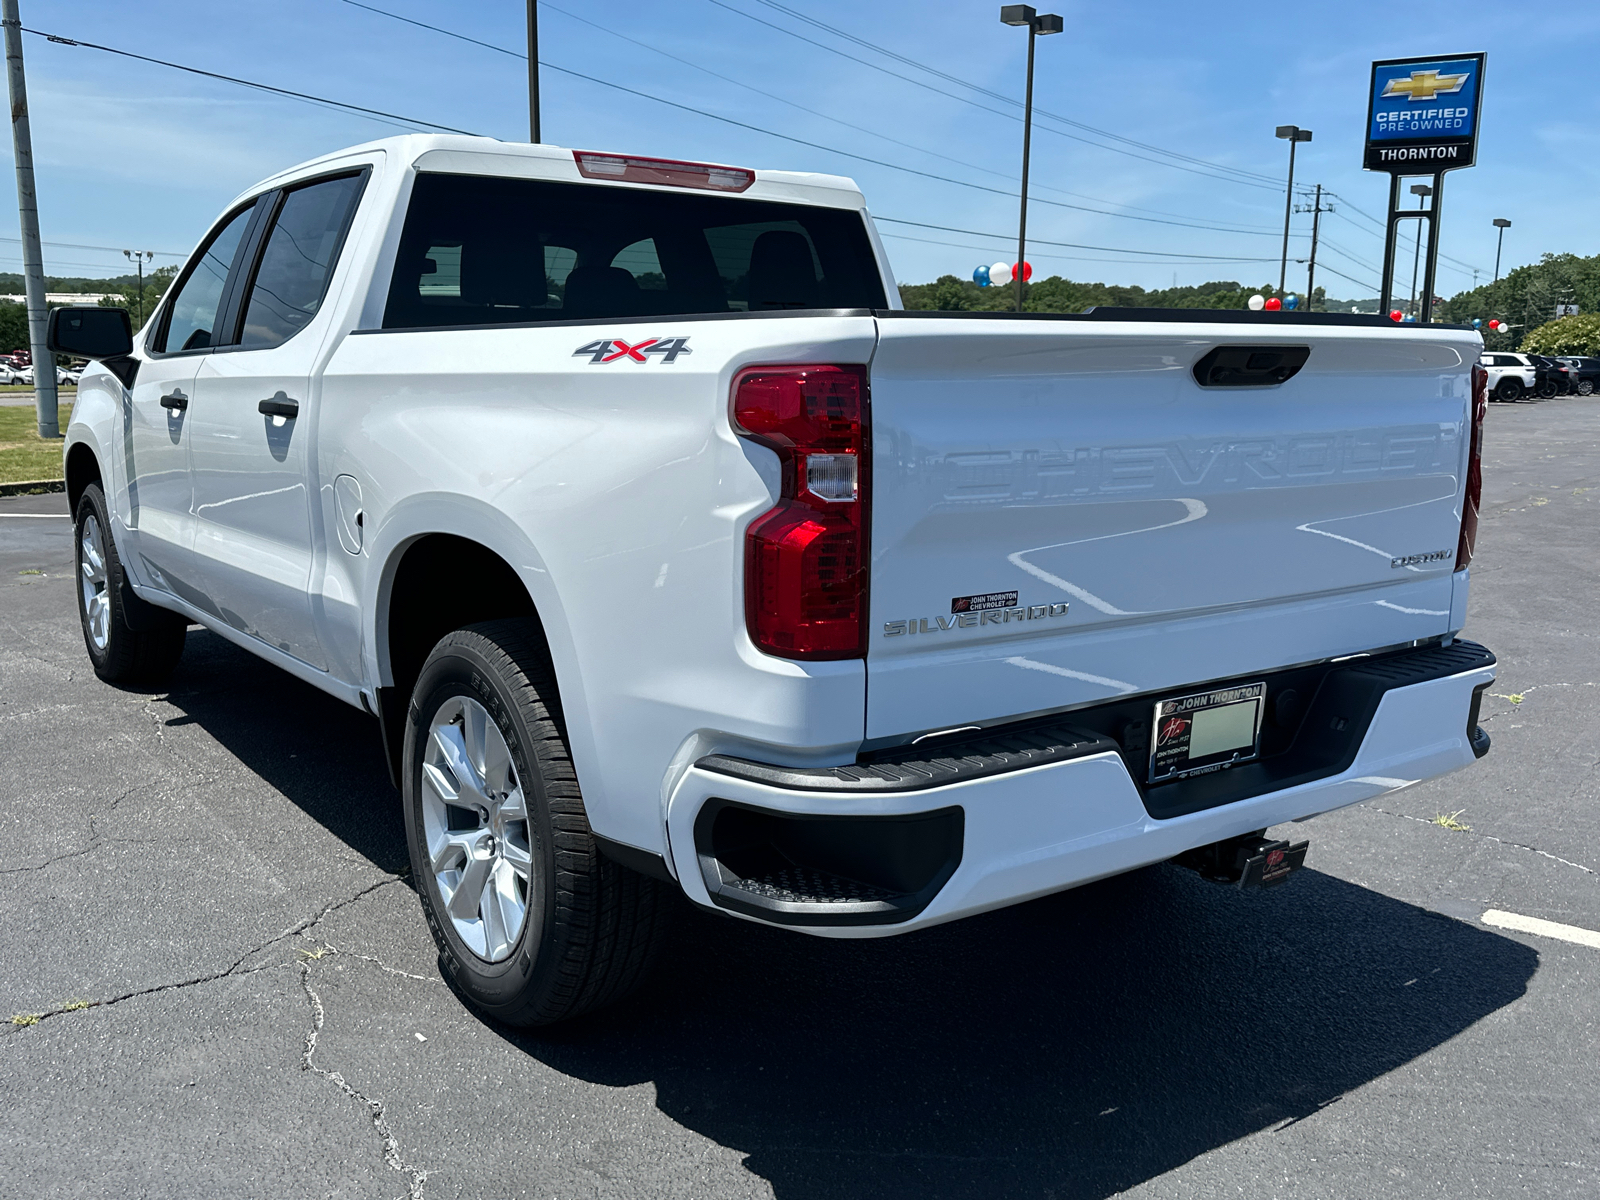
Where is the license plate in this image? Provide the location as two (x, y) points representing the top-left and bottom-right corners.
(1149, 682), (1266, 783)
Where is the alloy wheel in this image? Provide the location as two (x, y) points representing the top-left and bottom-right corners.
(420, 695), (534, 962)
(78, 512), (111, 652)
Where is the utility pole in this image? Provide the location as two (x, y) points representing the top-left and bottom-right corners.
(1294, 184), (1329, 311)
(3, 0), (57, 439)
(1492, 218), (1510, 283)
(1275, 125), (1312, 295)
(1000, 6), (1061, 313)
(122, 249), (152, 326)
(527, 0), (540, 142)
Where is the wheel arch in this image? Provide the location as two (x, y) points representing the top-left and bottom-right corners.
(366, 501), (589, 795)
(65, 439), (102, 513)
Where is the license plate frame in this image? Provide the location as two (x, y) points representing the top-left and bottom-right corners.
(1149, 682), (1267, 784)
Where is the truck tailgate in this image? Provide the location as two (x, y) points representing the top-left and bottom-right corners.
(865, 313), (1476, 740)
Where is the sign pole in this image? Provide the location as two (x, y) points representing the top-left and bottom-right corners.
(1378, 173), (1401, 316)
(1420, 172), (1444, 324)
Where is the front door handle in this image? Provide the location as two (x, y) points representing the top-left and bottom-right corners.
(258, 392), (299, 419)
(159, 389), (188, 411)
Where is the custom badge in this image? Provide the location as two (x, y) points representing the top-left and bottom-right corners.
(573, 337), (692, 364)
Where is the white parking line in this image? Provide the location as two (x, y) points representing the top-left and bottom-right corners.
(0, 513), (70, 518)
(1482, 909), (1600, 950)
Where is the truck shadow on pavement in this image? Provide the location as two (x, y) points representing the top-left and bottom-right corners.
(513, 850), (1538, 1200)
(161, 630), (1538, 1200)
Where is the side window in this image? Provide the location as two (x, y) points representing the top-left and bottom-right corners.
(238, 174), (365, 350)
(158, 202), (255, 353)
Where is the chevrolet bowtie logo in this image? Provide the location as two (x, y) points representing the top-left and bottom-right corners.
(1381, 69), (1469, 102)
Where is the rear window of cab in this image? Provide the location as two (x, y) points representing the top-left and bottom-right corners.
(383, 172), (886, 329)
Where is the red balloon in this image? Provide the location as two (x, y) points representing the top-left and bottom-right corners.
(1488, 319), (1500, 331)
(1263, 297), (1282, 311)
(1389, 309), (1404, 322)
(1013, 261), (1033, 282)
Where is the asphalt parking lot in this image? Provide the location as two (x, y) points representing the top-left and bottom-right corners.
(2, 397), (1598, 1200)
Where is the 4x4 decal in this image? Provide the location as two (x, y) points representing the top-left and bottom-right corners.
(573, 337), (692, 364)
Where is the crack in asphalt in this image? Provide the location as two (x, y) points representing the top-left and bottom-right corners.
(298, 960), (430, 1200)
(1369, 805), (1598, 877)
(3, 875), (407, 1030)
(309, 939), (443, 986)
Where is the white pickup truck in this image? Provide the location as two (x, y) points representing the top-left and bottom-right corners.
(53, 135), (1496, 1026)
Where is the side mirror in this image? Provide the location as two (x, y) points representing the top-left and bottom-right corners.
(46, 306), (133, 360)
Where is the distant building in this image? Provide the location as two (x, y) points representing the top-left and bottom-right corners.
(0, 293), (125, 305)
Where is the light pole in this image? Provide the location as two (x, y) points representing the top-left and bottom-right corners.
(122, 249), (152, 326)
(1492, 218), (1511, 283)
(1000, 5), (1061, 313)
(1275, 124), (1311, 295)
(1407, 183), (1432, 317)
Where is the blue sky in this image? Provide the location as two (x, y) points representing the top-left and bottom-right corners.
(6, 0), (1596, 299)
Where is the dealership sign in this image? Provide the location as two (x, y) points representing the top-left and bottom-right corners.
(1364, 54), (1486, 172)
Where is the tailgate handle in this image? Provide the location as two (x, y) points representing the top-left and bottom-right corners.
(1192, 345), (1310, 388)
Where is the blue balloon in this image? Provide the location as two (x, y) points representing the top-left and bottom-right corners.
(1403, 313), (1416, 323)
(1284, 294), (1299, 310)
(973, 264), (990, 287)
(1472, 318), (1482, 328)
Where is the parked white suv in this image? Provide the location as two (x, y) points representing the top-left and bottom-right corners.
(1479, 351), (1537, 402)
(53, 136), (1497, 1026)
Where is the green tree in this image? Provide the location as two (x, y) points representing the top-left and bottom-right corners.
(1521, 312), (1600, 356)
(929, 274), (971, 310)
(101, 264), (177, 328)
(0, 299), (27, 355)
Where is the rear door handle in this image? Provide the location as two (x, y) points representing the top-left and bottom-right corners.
(159, 389), (188, 411)
(258, 392), (299, 419)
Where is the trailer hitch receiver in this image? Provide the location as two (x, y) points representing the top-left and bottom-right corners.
(1174, 831), (1309, 889)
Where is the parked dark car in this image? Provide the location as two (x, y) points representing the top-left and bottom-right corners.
(1558, 356), (1599, 396)
(1527, 355), (1574, 398)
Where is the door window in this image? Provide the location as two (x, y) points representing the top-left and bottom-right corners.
(238, 174), (366, 349)
(157, 202), (256, 353)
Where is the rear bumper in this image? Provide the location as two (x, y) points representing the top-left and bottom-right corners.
(664, 646), (1495, 937)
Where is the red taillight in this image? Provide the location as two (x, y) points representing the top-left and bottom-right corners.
(1456, 363), (1487, 571)
(733, 364), (868, 660)
(573, 151), (754, 192)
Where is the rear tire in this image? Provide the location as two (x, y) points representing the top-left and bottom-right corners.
(1494, 379), (1522, 403)
(1579, 380), (1595, 397)
(1538, 381), (1558, 399)
(402, 620), (671, 1026)
(74, 483), (186, 685)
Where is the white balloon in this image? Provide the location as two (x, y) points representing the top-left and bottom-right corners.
(1247, 294), (1265, 311)
(989, 261), (1012, 287)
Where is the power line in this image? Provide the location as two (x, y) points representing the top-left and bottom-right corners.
(25, 28), (478, 134)
(533, 0), (1280, 236)
(1309, 261), (1381, 295)
(879, 231), (1278, 269)
(747, 0), (1285, 189)
(0, 235), (186, 257)
(709, 0), (1286, 192)
(875, 216), (1288, 261)
(339, 0), (1286, 239)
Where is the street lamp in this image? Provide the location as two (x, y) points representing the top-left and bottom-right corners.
(1492, 218), (1511, 283)
(122, 249), (153, 325)
(1000, 5), (1062, 312)
(1407, 184), (1432, 318)
(1275, 124), (1312, 294)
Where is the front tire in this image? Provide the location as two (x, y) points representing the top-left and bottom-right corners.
(1579, 380), (1595, 397)
(74, 483), (186, 685)
(402, 621), (671, 1026)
